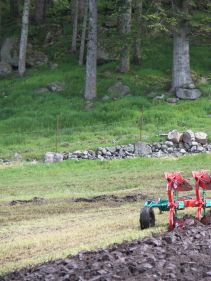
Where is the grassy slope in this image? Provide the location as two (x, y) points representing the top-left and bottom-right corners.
(0, 36), (210, 159)
(0, 154), (211, 274)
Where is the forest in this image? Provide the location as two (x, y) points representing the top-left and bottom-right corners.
(0, 0), (211, 279)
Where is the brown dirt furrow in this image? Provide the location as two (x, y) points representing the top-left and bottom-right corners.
(1, 215), (211, 281)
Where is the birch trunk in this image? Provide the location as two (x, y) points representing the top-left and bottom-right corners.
(18, 0), (30, 76)
(79, 0), (88, 65)
(35, 0), (46, 24)
(118, 0), (132, 73)
(132, 0), (142, 65)
(84, 0), (97, 100)
(171, 0), (200, 99)
(71, 0), (79, 52)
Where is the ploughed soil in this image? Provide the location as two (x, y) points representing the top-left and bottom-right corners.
(8, 193), (147, 206)
(1, 216), (211, 281)
(69, 193), (147, 203)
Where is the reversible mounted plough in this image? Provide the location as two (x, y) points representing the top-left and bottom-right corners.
(140, 171), (211, 230)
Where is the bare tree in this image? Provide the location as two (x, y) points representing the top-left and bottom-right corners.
(171, 0), (200, 98)
(71, 0), (79, 52)
(18, 0), (30, 76)
(118, 0), (132, 73)
(84, 0), (97, 100)
(79, 0), (88, 65)
(35, 0), (46, 24)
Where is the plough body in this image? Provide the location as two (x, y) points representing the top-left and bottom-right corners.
(140, 171), (211, 230)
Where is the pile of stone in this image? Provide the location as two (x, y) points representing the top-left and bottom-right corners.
(44, 130), (210, 163)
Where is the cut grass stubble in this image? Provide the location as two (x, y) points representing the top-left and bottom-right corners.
(0, 154), (211, 275)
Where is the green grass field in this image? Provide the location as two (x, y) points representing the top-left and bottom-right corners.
(0, 154), (211, 275)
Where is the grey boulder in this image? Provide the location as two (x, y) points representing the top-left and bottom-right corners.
(0, 62), (12, 76)
(176, 88), (201, 100)
(134, 142), (152, 156)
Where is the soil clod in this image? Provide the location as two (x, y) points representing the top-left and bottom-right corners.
(1, 215), (211, 281)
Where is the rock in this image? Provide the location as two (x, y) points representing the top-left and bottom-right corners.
(167, 130), (182, 143)
(44, 152), (54, 163)
(47, 82), (65, 92)
(0, 37), (19, 66)
(97, 155), (104, 161)
(106, 147), (116, 154)
(13, 153), (22, 161)
(190, 146), (197, 153)
(49, 63), (58, 70)
(166, 97), (179, 104)
(101, 148), (107, 155)
(176, 88), (201, 100)
(165, 141), (174, 147)
(143, 237), (162, 247)
(124, 144), (134, 153)
(182, 130), (195, 144)
(153, 94), (165, 101)
(167, 147), (174, 153)
(180, 149), (186, 154)
(108, 82), (130, 97)
(54, 153), (63, 162)
(34, 87), (50, 94)
(0, 37), (48, 67)
(197, 146), (204, 152)
(102, 95), (110, 101)
(191, 141), (198, 147)
(195, 132), (208, 145)
(153, 150), (163, 158)
(27, 51), (48, 66)
(0, 62), (12, 76)
(97, 47), (115, 64)
(134, 142), (152, 156)
(44, 152), (63, 162)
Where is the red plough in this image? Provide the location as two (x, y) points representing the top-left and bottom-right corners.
(140, 171), (211, 230)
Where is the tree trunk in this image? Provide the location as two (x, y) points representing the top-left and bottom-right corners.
(171, 0), (200, 99)
(10, 0), (19, 19)
(18, 0), (30, 76)
(172, 24), (193, 90)
(132, 0), (142, 65)
(79, 0), (88, 65)
(71, 0), (79, 52)
(84, 0), (97, 100)
(35, 0), (46, 24)
(79, 0), (85, 21)
(118, 0), (132, 73)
